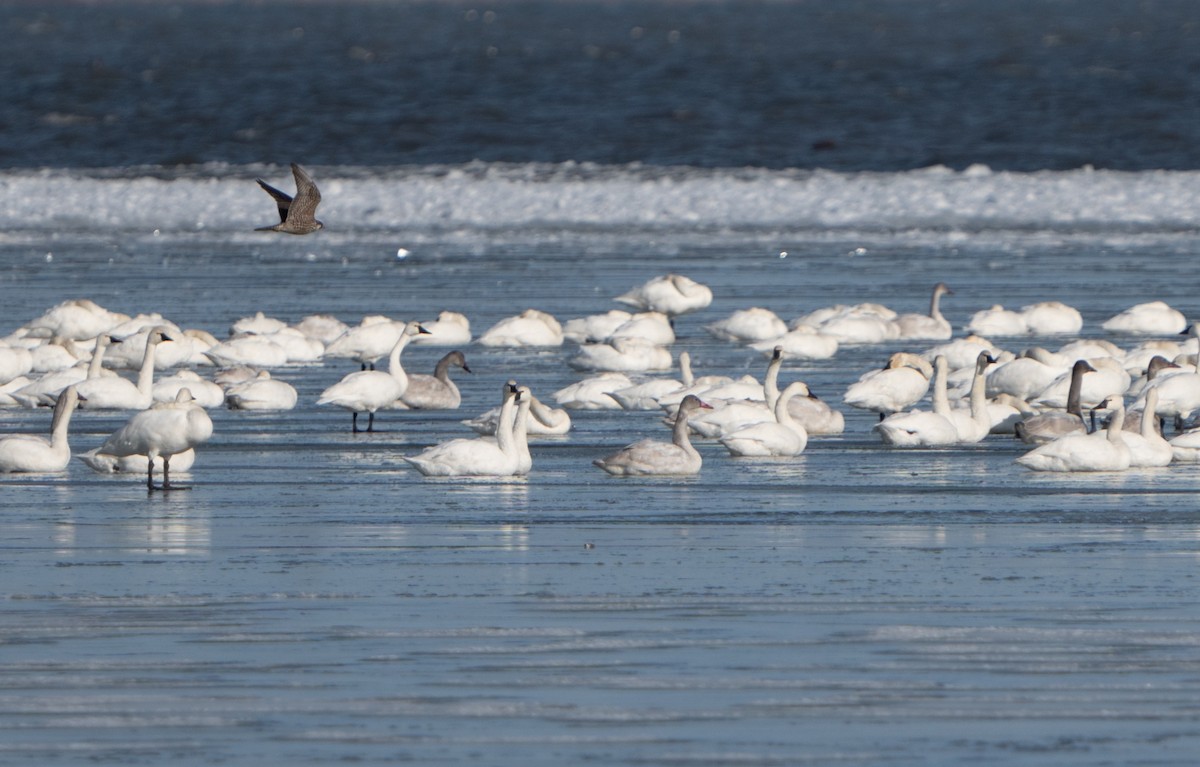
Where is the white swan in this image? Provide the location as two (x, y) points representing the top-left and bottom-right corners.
(614, 274), (713, 316)
(260, 327), (325, 363)
(291, 314), (350, 345)
(563, 310), (634, 343)
(317, 321), (429, 431)
(153, 370), (226, 408)
(231, 311), (288, 336)
(748, 325), (839, 360)
(844, 352), (934, 418)
(1016, 395), (1130, 472)
(874, 356), (960, 446)
(944, 351), (997, 443)
(610, 351), (696, 410)
(477, 309), (563, 347)
(892, 282), (953, 341)
(412, 311), (472, 346)
(1020, 301), (1083, 336)
(594, 394), (712, 476)
(1122, 388), (1172, 468)
(1101, 301), (1186, 336)
(606, 311), (676, 346)
(224, 371), (298, 411)
(404, 383), (523, 477)
(705, 307), (788, 343)
(399, 350), (470, 409)
(1014, 359), (1096, 444)
(97, 388), (214, 490)
(25, 298), (128, 340)
(720, 381), (810, 457)
(0, 344), (34, 385)
(796, 304), (896, 344)
(985, 347), (1068, 401)
(0, 386), (80, 472)
(202, 335), (290, 368)
(965, 304), (1028, 336)
(552, 372), (633, 410)
(680, 347), (785, 437)
(1033, 357), (1130, 410)
(324, 316), (406, 368)
(75, 328), (169, 410)
(568, 337), (673, 372)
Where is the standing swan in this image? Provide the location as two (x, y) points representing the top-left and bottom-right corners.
(317, 321), (429, 432)
(404, 383), (523, 477)
(594, 394), (713, 476)
(97, 388), (214, 491)
(1016, 395), (1130, 472)
(0, 386), (81, 472)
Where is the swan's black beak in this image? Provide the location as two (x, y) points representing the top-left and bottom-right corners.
(462, 363), (472, 374)
(416, 324), (432, 335)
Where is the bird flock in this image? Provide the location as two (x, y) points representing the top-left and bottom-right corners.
(4, 165), (1194, 487)
(4, 265), (1200, 488)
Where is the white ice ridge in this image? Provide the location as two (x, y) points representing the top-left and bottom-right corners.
(1, 163), (1198, 235)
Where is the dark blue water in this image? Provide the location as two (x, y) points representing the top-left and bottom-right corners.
(4, 0), (1200, 171)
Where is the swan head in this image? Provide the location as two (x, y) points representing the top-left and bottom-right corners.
(975, 351), (997, 371)
(438, 350), (471, 374)
(1070, 359), (1098, 376)
(1146, 355), (1179, 380)
(404, 322), (433, 337)
(1090, 394), (1123, 416)
(933, 282), (953, 296)
(677, 394), (713, 414)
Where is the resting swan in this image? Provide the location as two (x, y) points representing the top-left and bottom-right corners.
(1101, 301), (1186, 336)
(1014, 359), (1096, 444)
(614, 274), (713, 316)
(464, 390), (571, 437)
(1122, 388), (1172, 468)
(224, 370), (298, 411)
(97, 388), (214, 491)
(719, 381), (810, 457)
(705, 307), (789, 343)
(874, 356), (960, 447)
(0, 386), (80, 472)
(75, 328), (169, 410)
(892, 282), (953, 341)
(399, 350), (470, 409)
(844, 352), (934, 418)
(1016, 395), (1130, 472)
(404, 383), (526, 477)
(317, 321), (429, 431)
(594, 394), (712, 476)
(944, 351), (997, 443)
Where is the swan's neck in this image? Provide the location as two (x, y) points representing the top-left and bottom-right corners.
(529, 398), (565, 428)
(969, 361), (989, 423)
(929, 288), (944, 321)
(1106, 405), (1126, 443)
(136, 338), (159, 395)
(50, 395), (77, 448)
(1142, 391), (1160, 439)
(495, 394), (518, 457)
(512, 399), (532, 460)
(931, 360), (951, 417)
(774, 386), (801, 432)
(763, 354), (783, 411)
(1066, 364), (1087, 418)
(679, 352), (694, 388)
(87, 338), (108, 379)
(672, 408), (700, 459)
(386, 335), (412, 387)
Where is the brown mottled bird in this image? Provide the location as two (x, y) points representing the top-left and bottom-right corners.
(255, 163), (324, 234)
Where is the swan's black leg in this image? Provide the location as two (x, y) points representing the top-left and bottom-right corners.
(352, 412), (360, 433)
(367, 411), (375, 432)
(162, 455), (172, 491)
(147, 458), (156, 493)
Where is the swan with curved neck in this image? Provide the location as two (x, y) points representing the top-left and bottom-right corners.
(0, 386), (81, 472)
(317, 321), (429, 432)
(946, 351), (996, 443)
(594, 394), (712, 476)
(400, 350), (470, 409)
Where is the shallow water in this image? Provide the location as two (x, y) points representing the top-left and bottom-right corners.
(4, 165), (1200, 764)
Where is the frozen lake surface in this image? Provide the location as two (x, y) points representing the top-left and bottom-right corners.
(3, 166), (1200, 765)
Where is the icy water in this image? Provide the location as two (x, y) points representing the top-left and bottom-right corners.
(3, 167), (1200, 765)
(5, 0), (1200, 763)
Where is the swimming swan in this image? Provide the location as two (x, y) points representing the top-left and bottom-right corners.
(97, 388), (214, 491)
(404, 383), (524, 477)
(317, 321), (429, 431)
(0, 386), (80, 472)
(892, 282), (953, 341)
(719, 381), (810, 457)
(594, 394), (712, 476)
(1016, 395), (1130, 472)
(399, 350), (470, 409)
